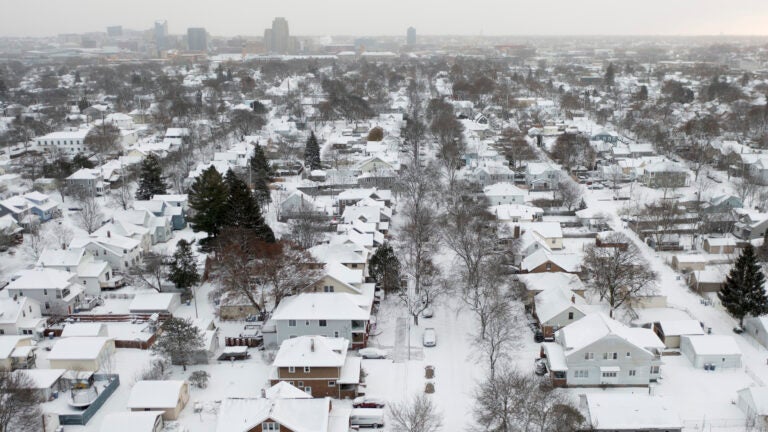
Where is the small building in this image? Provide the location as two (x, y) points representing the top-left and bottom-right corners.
(671, 254), (707, 272)
(0, 336), (34, 370)
(680, 335), (742, 369)
(14, 368), (66, 401)
(702, 236), (738, 254)
(61, 323), (109, 338)
(99, 411), (164, 432)
(581, 393), (683, 432)
(129, 293), (180, 314)
(47, 337), (115, 372)
(687, 265), (728, 293)
(743, 316), (768, 350)
(127, 380), (190, 421)
(737, 386), (768, 430)
(652, 320), (705, 349)
(483, 182), (526, 205)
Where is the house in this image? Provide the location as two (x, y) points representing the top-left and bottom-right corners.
(591, 129), (619, 144)
(737, 387), (768, 430)
(310, 261), (365, 295)
(520, 249), (581, 273)
(581, 393), (683, 432)
(652, 320), (705, 349)
(69, 233), (143, 273)
(525, 162), (560, 190)
(21, 192), (59, 222)
(744, 316), (768, 350)
(34, 129), (90, 157)
(67, 168), (105, 196)
(279, 190), (327, 222)
(516, 272), (587, 305)
(92, 220), (151, 253)
(627, 143), (656, 158)
(127, 380), (190, 421)
(263, 293), (371, 349)
(493, 204), (543, 223)
(308, 243), (368, 273)
(113, 209), (173, 245)
(680, 335), (742, 369)
(215, 396), (333, 432)
(336, 188), (392, 213)
(470, 164), (515, 186)
(6, 268), (84, 315)
(15, 368), (66, 401)
(134, 199), (186, 230)
(0, 335), (34, 370)
(732, 209), (768, 240)
(483, 182), (526, 205)
(37, 248), (120, 295)
(270, 336), (362, 399)
(0, 214), (23, 246)
(47, 337), (115, 371)
(0, 294), (44, 336)
(642, 161), (688, 188)
(522, 222), (564, 250)
(61, 322), (109, 338)
(540, 313), (664, 387)
(99, 411), (165, 432)
(129, 293), (180, 314)
(0, 196), (33, 227)
(533, 286), (588, 339)
(702, 236), (738, 254)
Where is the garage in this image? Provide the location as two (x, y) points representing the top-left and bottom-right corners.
(680, 335), (742, 369)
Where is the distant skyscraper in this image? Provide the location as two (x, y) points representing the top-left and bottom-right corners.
(265, 17), (290, 54)
(106, 26), (123, 37)
(407, 27), (417, 46)
(187, 27), (208, 52)
(154, 20), (168, 53)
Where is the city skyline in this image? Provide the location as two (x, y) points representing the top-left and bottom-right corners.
(2, 0), (768, 38)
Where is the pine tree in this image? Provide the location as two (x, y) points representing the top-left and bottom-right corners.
(304, 131), (321, 171)
(604, 62), (615, 87)
(718, 244), (768, 327)
(188, 166), (228, 241)
(168, 239), (200, 293)
(152, 317), (204, 371)
(224, 169), (275, 242)
(135, 154), (167, 200)
(369, 242), (401, 296)
(250, 145), (273, 206)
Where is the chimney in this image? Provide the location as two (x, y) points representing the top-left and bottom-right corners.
(107, 231), (111, 238)
(571, 295), (576, 304)
(310, 338), (315, 352)
(260, 388), (266, 398)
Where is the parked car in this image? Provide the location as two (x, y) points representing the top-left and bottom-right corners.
(422, 308), (434, 318)
(422, 328), (437, 347)
(358, 347), (388, 359)
(533, 329), (544, 343)
(0, 280), (8, 290)
(350, 408), (385, 429)
(733, 326), (744, 334)
(353, 396), (386, 409)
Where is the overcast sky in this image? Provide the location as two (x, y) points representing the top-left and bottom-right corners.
(3, 0), (768, 38)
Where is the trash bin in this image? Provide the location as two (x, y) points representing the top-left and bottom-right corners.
(425, 382), (435, 394)
(425, 366), (435, 379)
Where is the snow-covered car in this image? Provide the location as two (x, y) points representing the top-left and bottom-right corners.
(535, 358), (548, 376)
(422, 308), (434, 318)
(358, 347), (388, 359)
(422, 328), (437, 347)
(353, 396), (386, 409)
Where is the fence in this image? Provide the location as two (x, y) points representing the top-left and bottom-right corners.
(225, 337), (263, 348)
(58, 374), (120, 426)
(682, 417), (748, 430)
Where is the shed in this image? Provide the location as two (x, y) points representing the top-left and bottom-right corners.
(671, 254), (707, 271)
(99, 411), (164, 432)
(654, 320), (705, 348)
(680, 335), (742, 369)
(745, 316), (768, 350)
(47, 337), (115, 371)
(582, 393), (682, 431)
(61, 323), (108, 338)
(127, 380), (190, 420)
(129, 293), (180, 314)
(13, 368), (65, 401)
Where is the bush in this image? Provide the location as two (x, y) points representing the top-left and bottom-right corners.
(136, 358), (171, 382)
(189, 370), (210, 389)
(367, 127), (384, 141)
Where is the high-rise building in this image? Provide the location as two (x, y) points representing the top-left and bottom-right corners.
(187, 27), (208, 52)
(106, 26), (123, 37)
(265, 17), (290, 53)
(407, 27), (417, 46)
(154, 20), (168, 53)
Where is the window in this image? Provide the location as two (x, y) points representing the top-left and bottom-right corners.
(305, 321), (310, 326)
(288, 366), (295, 373)
(43, 289), (48, 296)
(319, 320), (327, 327)
(297, 381), (304, 387)
(304, 367), (311, 373)
(603, 352), (617, 360)
(574, 370), (589, 378)
(601, 372), (617, 378)
(545, 263), (552, 271)
(304, 387), (312, 394)
(568, 312), (574, 320)
(334, 331), (340, 338)
(45, 302), (50, 309)
(262, 422), (279, 431)
(629, 370), (636, 376)
(650, 366), (660, 374)
(626, 352), (631, 358)
(323, 286), (334, 292)
(584, 352), (594, 360)
(0, 330), (4, 335)
(328, 380), (336, 387)
(288, 320), (296, 327)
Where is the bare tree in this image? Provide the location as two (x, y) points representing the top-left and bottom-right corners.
(84, 123), (121, 165)
(639, 200), (684, 249)
(22, 224), (47, 260)
(0, 370), (43, 432)
(75, 195), (104, 235)
(582, 232), (657, 317)
(49, 223), (73, 250)
(473, 367), (585, 432)
(130, 252), (168, 292)
(398, 258), (442, 326)
(555, 177), (583, 212)
(474, 301), (522, 380)
(388, 394), (443, 432)
(287, 211), (328, 249)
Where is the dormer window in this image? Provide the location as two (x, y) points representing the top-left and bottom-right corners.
(262, 423), (279, 431)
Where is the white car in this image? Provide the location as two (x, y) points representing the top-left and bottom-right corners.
(422, 328), (437, 347)
(358, 347), (388, 359)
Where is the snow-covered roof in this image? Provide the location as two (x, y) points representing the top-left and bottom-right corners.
(0, 336), (31, 359)
(583, 394), (682, 430)
(558, 313), (663, 355)
(534, 285), (586, 324)
(37, 249), (86, 268)
(483, 182), (525, 197)
(48, 337), (111, 360)
(309, 244), (367, 265)
(521, 249), (581, 273)
(215, 397), (330, 432)
(99, 411), (164, 432)
(658, 320), (704, 337)
(13, 369), (65, 389)
(127, 380), (186, 409)
(273, 336), (348, 368)
(682, 335), (742, 356)
(265, 381), (312, 400)
(7, 268), (76, 291)
(271, 293), (369, 321)
(516, 273), (586, 292)
(61, 323), (107, 338)
(129, 293), (178, 313)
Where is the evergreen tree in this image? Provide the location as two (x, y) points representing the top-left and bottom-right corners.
(250, 145), (273, 206)
(718, 244), (768, 327)
(224, 169), (275, 242)
(304, 131), (321, 171)
(604, 62), (615, 87)
(168, 239), (200, 293)
(151, 317), (204, 371)
(135, 154), (167, 200)
(369, 242), (401, 296)
(188, 166), (228, 241)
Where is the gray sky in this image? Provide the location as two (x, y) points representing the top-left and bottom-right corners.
(3, 0), (768, 38)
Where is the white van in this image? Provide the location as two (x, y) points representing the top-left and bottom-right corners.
(350, 408), (385, 428)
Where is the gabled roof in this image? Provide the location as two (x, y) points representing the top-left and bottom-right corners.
(0, 336), (31, 359)
(37, 248), (86, 268)
(8, 268), (76, 290)
(127, 380), (186, 409)
(271, 293), (369, 321)
(273, 336), (348, 368)
(521, 249), (581, 273)
(517, 272), (585, 292)
(534, 285), (587, 324)
(264, 381), (312, 400)
(48, 337), (112, 361)
(583, 394), (682, 430)
(99, 411), (164, 432)
(309, 243), (367, 265)
(483, 182), (525, 197)
(558, 313), (663, 356)
(215, 397), (330, 432)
